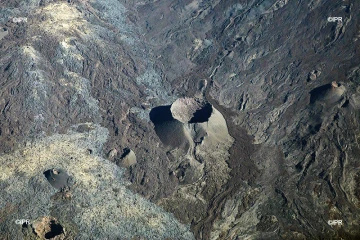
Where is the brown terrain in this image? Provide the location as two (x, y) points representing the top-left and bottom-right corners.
(0, 0), (360, 239)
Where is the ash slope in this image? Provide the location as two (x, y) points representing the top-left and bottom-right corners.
(0, 0), (360, 240)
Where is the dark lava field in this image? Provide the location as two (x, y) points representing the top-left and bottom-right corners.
(0, 0), (360, 239)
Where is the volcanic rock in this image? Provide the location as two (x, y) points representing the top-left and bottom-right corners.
(0, 0), (360, 239)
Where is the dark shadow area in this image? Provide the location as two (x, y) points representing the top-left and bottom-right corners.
(149, 106), (189, 150)
(309, 84), (332, 104)
(308, 123), (322, 134)
(44, 221), (64, 239)
(149, 105), (174, 124)
(189, 103), (213, 123)
(120, 148), (131, 158)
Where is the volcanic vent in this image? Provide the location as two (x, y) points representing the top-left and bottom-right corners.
(149, 98), (214, 150)
(170, 98), (212, 124)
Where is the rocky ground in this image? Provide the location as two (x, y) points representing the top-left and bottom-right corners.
(0, 0), (360, 239)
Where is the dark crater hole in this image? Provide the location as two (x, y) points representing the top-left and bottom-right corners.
(120, 148), (131, 157)
(189, 103), (213, 123)
(44, 220), (64, 239)
(44, 169), (71, 190)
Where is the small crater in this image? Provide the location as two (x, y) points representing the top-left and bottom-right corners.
(44, 168), (71, 190)
(32, 217), (65, 240)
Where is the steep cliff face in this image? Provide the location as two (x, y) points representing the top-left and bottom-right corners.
(0, 0), (359, 239)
